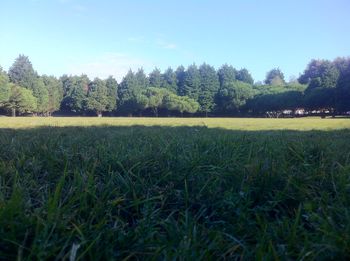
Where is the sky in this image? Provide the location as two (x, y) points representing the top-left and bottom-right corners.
(0, 0), (349, 82)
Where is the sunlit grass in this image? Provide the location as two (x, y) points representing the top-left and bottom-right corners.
(1, 116), (350, 130)
(0, 117), (350, 260)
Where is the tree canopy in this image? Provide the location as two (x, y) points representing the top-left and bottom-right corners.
(1, 55), (349, 117)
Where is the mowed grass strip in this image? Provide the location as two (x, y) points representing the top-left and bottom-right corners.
(0, 118), (350, 260)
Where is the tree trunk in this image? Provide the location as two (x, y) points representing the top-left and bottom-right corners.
(97, 112), (102, 117)
(12, 108), (16, 117)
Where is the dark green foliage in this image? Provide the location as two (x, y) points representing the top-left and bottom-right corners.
(246, 84), (306, 114)
(85, 78), (110, 116)
(299, 60), (339, 89)
(1, 126), (350, 259)
(60, 75), (89, 113)
(7, 55), (51, 114)
(2, 55), (350, 116)
(265, 68), (285, 85)
(42, 75), (64, 115)
(0, 67), (10, 106)
(336, 60), (350, 112)
(161, 67), (177, 93)
(236, 68), (254, 85)
(149, 68), (162, 87)
(118, 69), (149, 114)
(298, 59), (345, 112)
(105, 76), (118, 112)
(198, 63), (220, 114)
(247, 90), (304, 114)
(32, 77), (49, 114)
(8, 55), (37, 89)
(4, 84), (37, 116)
(175, 65), (186, 96)
(216, 81), (254, 114)
(217, 64), (236, 88)
(182, 64), (200, 100)
(304, 88), (336, 111)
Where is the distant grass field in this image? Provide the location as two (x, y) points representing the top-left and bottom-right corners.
(1, 116), (350, 130)
(1, 117), (350, 260)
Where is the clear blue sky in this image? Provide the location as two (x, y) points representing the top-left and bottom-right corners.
(1, 0), (349, 82)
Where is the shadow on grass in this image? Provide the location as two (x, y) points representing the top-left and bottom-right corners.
(0, 125), (349, 260)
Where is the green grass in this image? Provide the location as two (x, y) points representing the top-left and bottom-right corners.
(0, 117), (350, 260)
(1, 116), (350, 130)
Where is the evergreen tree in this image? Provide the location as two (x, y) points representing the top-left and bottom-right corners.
(236, 68), (254, 85)
(86, 78), (109, 116)
(135, 68), (149, 89)
(42, 75), (64, 115)
(60, 75), (89, 113)
(0, 67), (10, 106)
(149, 68), (162, 87)
(161, 67), (177, 93)
(118, 69), (146, 114)
(183, 64), (200, 100)
(335, 58), (350, 112)
(198, 63), (220, 114)
(8, 55), (37, 89)
(105, 76), (118, 112)
(217, 64), (236, 88)
(175, 65), (186, 96)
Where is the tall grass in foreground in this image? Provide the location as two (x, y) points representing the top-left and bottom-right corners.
(0, 119), (350, 260)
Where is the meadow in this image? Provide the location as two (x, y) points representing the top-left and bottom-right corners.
(0, 117), (350, 260)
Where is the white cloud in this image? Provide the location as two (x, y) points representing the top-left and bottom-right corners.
(66, 52), (154, 81)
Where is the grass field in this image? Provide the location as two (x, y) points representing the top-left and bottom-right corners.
(1, 117), (350, 260)
(1, 116), (350, 130)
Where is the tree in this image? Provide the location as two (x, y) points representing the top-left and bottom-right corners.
(8, 55), (37, 89)
(245, 83), (306, 115)
(32, 77), (49, 114)
(163, 92), (199, 115)
(299, 59), (339, 89)
(161, 67), (177, 93)
(85, 78), (109, 116)
(217, 64), (236, 88)
(149, 68), (162, 87)
(5, 84), (37, 116)
(236, 68), (254, 85)
(42, 75), (64, 115)
(304, 88), (335, 111)
(105, 76), (118, 113)
(182, 64), (200, 100)
(265, 68), (285, 85)
(216, 81), (254, 114)
(60, 75), (89, 113)
(300, 59), (340, 112)
(143, 87), (167, 116)
(335, 58), (350, 113)
(118, 69), (149, 114)
(0, 67), (10, 107)
(135, 68), (149, 89)
(175, 65), (186, 96)
(198, 63), (220, 115)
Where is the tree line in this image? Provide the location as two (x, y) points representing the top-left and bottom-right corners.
(0, 55), (349, 117)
